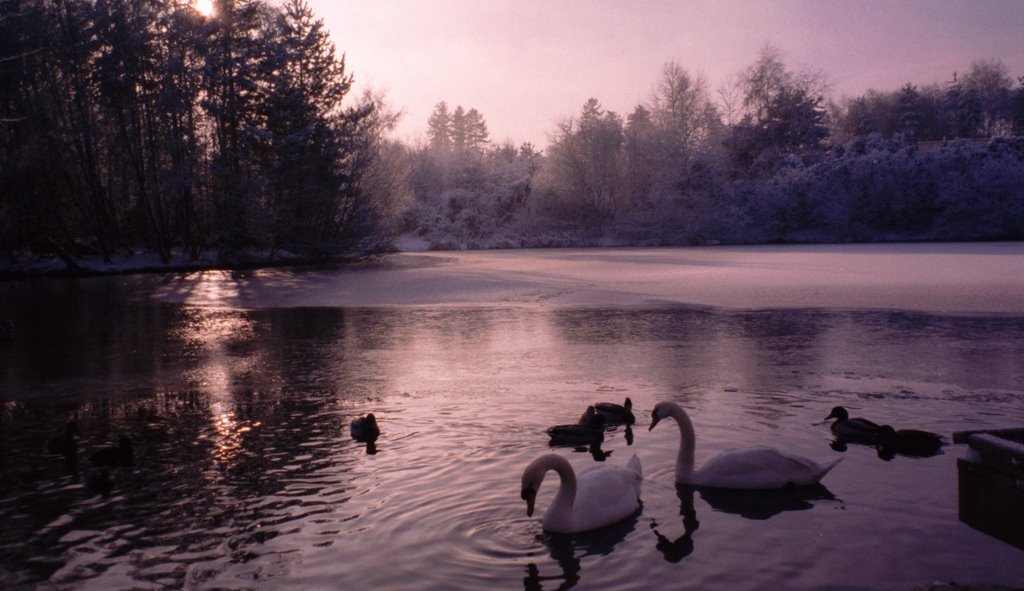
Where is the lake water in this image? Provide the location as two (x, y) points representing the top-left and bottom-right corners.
(2, 244), (1023, 590)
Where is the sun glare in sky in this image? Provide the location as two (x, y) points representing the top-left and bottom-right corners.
(194, 0), (214, 17)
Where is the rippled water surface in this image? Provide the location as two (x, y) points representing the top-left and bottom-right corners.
(2, 247), (1023, 590)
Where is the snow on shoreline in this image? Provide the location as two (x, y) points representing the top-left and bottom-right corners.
(0, 248), (344, 279)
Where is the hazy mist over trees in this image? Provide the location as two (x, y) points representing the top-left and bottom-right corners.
(3, 2), (1024, 272)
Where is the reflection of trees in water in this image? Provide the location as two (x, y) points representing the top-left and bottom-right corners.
(0, 306), (406, 588)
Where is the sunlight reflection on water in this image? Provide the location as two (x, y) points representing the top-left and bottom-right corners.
(1, 273), (1024, 589)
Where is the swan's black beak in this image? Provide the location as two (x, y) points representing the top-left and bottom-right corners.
(521, 486), (536, 517)
(649, 411), (661, 431)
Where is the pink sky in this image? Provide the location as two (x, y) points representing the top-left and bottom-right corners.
(308, 0), (1024, 148)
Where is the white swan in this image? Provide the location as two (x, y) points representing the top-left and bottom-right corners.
(650, 401), (841, 489)
(520, 453), (642, 534)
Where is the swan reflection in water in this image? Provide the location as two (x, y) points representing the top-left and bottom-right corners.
(649, 483), (839, 564)
(694, 482), (838, 520)
(651, 487), (699, 563)
(523, 516), (638, 591)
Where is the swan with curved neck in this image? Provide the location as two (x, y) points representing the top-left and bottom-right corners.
(650, 401), (841, 489)
(520, 453), (642, 533)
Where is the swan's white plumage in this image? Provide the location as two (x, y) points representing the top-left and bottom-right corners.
(651, 401), (841, 489)
(520, 453), (642, 534)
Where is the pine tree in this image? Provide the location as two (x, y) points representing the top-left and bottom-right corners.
(896, 83), (923, 143)
(258, 0), (369, 256)
(427, 101), (452, 152)
(203, 0), (267, 256)
(944, 72), (983, 139)
(462, 108), (489, 151)
(451, 105), (467, 152)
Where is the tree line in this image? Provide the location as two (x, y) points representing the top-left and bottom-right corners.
(3, 2), (1023, 271)
(1, 0), (402, 269)
(406, 48), (1024, 249)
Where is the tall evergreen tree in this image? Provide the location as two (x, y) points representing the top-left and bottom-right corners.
(462, 108), (489, 151)
(450, 104), (467, 152)
(944, 72), (984, 139)
(427, 101), (452, 152)
(203, 0), (267, 256)
(896, 83), (923, 143)
(258, 0), (371, 256)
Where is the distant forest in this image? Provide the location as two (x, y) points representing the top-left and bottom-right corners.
(2, 1), (1024, 272)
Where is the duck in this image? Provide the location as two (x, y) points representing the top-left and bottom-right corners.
(47, 420), (80, 475)
(876, 425), (944, 459)
(47, 420), (80, 465)
(822, 406), (885, 443)
(85, 469), (113, 498)
(520, 453), (642, 534)
(350, 413), (380, 443)
(549, 407), (605, 446)
(651, 401), (841, 489)
(594, 397), (635, 426)
(89, 436), (134, 467)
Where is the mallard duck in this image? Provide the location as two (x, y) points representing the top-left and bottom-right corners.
(823, 406), (885, 443)
(549, 407), (605, 446)
(594, 397), (635, 425)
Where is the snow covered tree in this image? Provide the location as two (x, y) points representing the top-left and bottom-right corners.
(1011, 77), (1024, 135)
(960, 59), (1014, 136)
(648, 61), (719, 164)
(548, 98), (626, 223)
(944, 72), (984, 139)
(726, 47), (828, 172)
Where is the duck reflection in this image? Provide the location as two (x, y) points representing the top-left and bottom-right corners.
(523, 516), (637, 591)
(829, 427), (945, 460)
(875, 426), (944, 460)
(547, 439), (611, 462)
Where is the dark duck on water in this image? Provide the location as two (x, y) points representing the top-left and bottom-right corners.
(876, 425), (944, 459)
(593, 397), (636, 426)
(350, 413), (380, 443)
(89, 436), (134, 467)
(47, 420), (80, 472)
(548, 406), (606, 446)
(823, 406), (885, 443)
